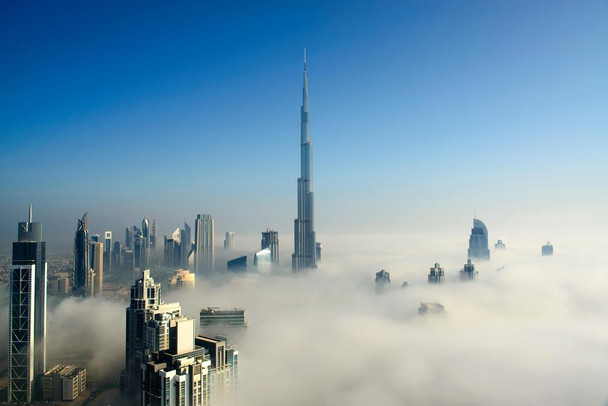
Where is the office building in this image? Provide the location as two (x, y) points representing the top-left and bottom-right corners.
(8, 205), (48, 403)
(168, 269), (196, 290)
(125, 227), (133, 250)
(428, 263), (445, 284)
(261, 228), (279, 264)
(468, 218), (490, 261)
(151, 219), (157, 250)
(194, 214), (215, 275)
(542, 242), (554, 256)
(253, 248), (272, 273)
(227, 256), (247, 272)
(122, 249), (135, 275)
(293, 50), (317, 271)
(73, 213), (91, 297)
(42, 365), (86, 402)
(200, 308), (247, 330)
(195, 336), (239, 405)
(142, 217), (151, 268)
(224, 231), (235, 249)
(459, 259), (477, 281)
(375, 269), (391, 288)
(164, 232), (181, 268)
(104, 231), (112, 274)
(112, 240), (121, 269)
(495, 239), (506, 250)
(91, 241), (104, 295)
(121, 270), (181, 396)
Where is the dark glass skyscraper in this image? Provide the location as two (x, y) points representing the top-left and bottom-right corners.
(261, 228), (279, 264)
(468, 218), (490, 261)
(292, 50), (317, 271)
(73, 213), (91, 296)
(9, 205), (47, 402)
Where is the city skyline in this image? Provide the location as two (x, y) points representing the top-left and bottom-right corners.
(1, 1), (606, 250)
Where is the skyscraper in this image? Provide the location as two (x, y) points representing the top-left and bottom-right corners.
(142, 217), (150, 268)
(103, 231), (112, 274)
(261, 228), (279, 264)
(224, 231), (235, 249)
(91, 241), (103, 296)
(73, 213), (91, 297)
(9, 204), (47, 403)
(468, 218), (490, 261)
(293, 50), (317, 271)
(428, 263), (445, 284)
(194, 214), (215, 275)
(459, 259), (478, 281)
(542, 241), (554, 256)
(125, 227), (133, 250)
(151, 219), (157, 250)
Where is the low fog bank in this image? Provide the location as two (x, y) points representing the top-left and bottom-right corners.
(169, 232), (608, 406)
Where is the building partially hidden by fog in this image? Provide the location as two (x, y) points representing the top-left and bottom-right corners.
(468, 218), (490, 261)
(194, 214), (215, 275)
(168, 269), (195, 290)
(195, 335), (239, 405)
(9, 205), (48, 403)
(428, 263), (445, 284)
(292, 50), (318, 271)
(495, 239), (506, 250)
(42, 365), (86, 402)
(261, 228), (279, 264)
(227, 256), (247, 272)
(254, 248), (272, 273)
(103, 231), (112, 274)
(224, 231), (235, 249)
(375, 269), (391, 289)
(200, 308), (247, 331)
(459, 259), (478, 281)
(542, 241), (554, 256)
(73, 213), (91, 297)
(418, 302), (446, 316)
(121, 270), (182, 397)
(316, 242), (322, 262)
(91, 241), (103, 296)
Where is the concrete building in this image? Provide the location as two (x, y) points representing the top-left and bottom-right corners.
(428, 263), (445, 284)
(459, 259), (478, 281)
(42, 365), (86, 402)
(261, 229), (279, 264)
(168, 269), (196, 290)
(224, 232), (235, 249)
(542, 241), (554, 256)
(468, 218), (490, 261)
(8, 205), (47, 403)
(194, 214), (215, 275)
(91, 241), (103, 296)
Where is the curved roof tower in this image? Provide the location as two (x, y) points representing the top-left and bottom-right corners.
(468, 218), (490, 261)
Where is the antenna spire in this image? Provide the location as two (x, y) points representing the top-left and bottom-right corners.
(304, 48), (307, 71)
(28, 203), (33, 223)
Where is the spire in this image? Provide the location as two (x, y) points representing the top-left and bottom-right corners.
(302, 48), (308, 110)
(28, 203), (33, 223)
(304, 48), (307, 71)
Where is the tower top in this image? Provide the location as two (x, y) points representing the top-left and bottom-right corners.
(28, 203), (33, 223)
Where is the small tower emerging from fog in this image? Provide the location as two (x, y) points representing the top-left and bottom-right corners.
(428, 263), (445, 284)
(542, 241), (554, 256)
(460, 259), (477, 281)
(495, 239), (505, 250)
(468, 218), (490, 261)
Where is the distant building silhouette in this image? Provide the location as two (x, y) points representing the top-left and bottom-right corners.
(167, 269), (195, 290)
(261, 228), (279, 264)
(418, 302), (445, 316)
(224, 231), (235, 249)
(459, 259), (477, 281)
(542, 241), (554, 256)
(316, 242), (322, 262)
(103, 231), (112, 274)
(150, 219), (157, 251)
(495, 239), (506, 250)
(91, 241), (103, 295)
(254, 248), (272, 273)
(227, 256), (247, 272)
(194, 214), (215, 275)
(375, 269), (391, 288)
(468, 218), (490, 261)
(428, 263), (445, 284)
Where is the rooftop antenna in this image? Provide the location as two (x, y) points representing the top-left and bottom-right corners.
(304, 48), (307, 70)
(28, 203), (33, 223)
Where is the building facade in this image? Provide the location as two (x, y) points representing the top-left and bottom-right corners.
(468, 218), (490, 261)
(428, 263), (445, 284)
(73, 213), (91, 297)
(194, 214), (215, 275)
(261, 229), (279, 264)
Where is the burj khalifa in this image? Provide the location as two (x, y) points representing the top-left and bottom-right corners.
(292, 50), (317, 271)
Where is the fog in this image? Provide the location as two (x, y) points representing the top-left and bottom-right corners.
(2, 230), (607, 405)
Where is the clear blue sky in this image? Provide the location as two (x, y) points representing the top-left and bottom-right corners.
(1, 1), (607, 249)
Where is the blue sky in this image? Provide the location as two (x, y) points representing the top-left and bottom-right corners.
(1, 1), (607, 249)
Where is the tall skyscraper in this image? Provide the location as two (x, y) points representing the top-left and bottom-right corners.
(428, 263), (445, 284)
(224, 231), (235, 249)
(91, 241), (103, 296)
(9, 204), (47, 403)
(103, 231), (112, 274)
(468, 218), (490, 261)
(125, 227), (133, 250)
(112, 240), (122, 269)
(293, 50), (317, 271)
(261, 228), (279, 264)
(73, 213), (91, 297)
(194, 214), (215, 275)
(150, 219), (157, 250)
(142, 217), (150, 268)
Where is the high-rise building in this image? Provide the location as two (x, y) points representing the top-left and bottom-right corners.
(495, 239), (506, 250)
(194, 214), (215, 275)
(253, 248), (272, 273)
(91, 241), (103, 296)
(459, 259), (477, 281)
(428, 263), (445, 284)
(375, 269), (391, 288)
(261, 229), (279, 264)
(121, 270), (181, 396)
(122, 249), (135, 275)
(183, 222), (192, 259)
(293, 50), (317, 271)
(151, 219), (157, 251)
(125, 227), (133, 250)
(316, 242), (322, 262)
(227, 256), (247, 272)
(195, 336), (239, 405)
(200, 308), (247, 331)
(542, 241), (554, 256)
(142, 217), (150, 268)
(73, 213), (91, 297)
(8, 205), (48, 403)
(468, 218), (490, 261)
(103, 231), (112, 274)
(112, 240), (121, 269)
(224, 231), (235, 249)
